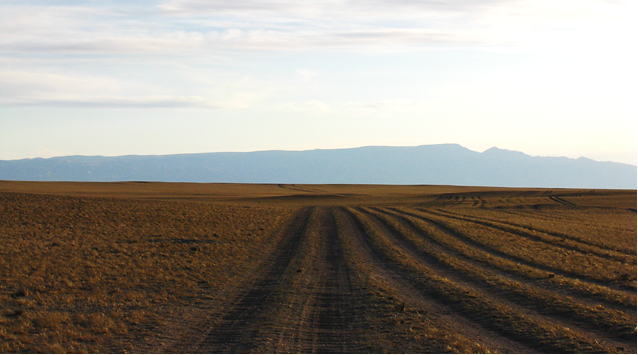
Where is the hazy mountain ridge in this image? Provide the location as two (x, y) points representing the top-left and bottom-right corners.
(0, 144), (635, 189)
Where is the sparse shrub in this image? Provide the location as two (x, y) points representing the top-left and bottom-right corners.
(125, 310), (149, 325)
(33, 312), (70, 330)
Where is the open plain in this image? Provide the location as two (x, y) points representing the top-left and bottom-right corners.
(0, 181), (636, 353)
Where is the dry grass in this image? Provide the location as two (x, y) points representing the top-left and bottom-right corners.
(407, 208), (634, 284)
(345, 207), (621, 353)
(0, 191), (293, 353)
(449, 205), (637, 254)
(333, 209), (491, 354)
(390, 207), (637, 307)
(0, 181), (635, 353)
(364, 207), (635, 339)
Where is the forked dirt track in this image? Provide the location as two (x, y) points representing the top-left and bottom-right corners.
(161, 204), (634, 353)
(356, 208), (634, 347)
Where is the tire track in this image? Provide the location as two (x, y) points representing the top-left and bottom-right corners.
(343, 208), (615, 353)
(550, 196), (578, 207)
(277, 184), (323, 193)
(186, 206), (314, 353)
(502, 191), (549, 208)
(494, 206), (630, 232)
(379, 207), (636, 310)
(499, 207), (636, 256)
(425, 208), (636, 262)
(305, 208), (356, 353)
(334, 207), (535, 353)
(470, 195), (485, 208)
(366, 207), (637, 343)
(420, 194), (466, 208)
(275, 207), (360, 353)
(430, 209), (636, 264)
(396, 207), (636, 293)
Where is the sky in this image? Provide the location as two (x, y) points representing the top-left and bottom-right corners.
(1, 0), (636, 165)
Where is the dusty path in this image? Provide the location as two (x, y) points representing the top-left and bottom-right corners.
(293, 208), (357, 353)
(186, 207), (313, 353)
(268, 207), (361, 353)
(168, 207), (366, 353)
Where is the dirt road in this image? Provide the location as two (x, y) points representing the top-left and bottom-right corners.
(154, 200), (636, 353)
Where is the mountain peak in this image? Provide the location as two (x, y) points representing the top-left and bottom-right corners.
(482, 147), (528, 158)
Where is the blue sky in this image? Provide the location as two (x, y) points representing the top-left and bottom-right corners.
(1, 0), (636, 165)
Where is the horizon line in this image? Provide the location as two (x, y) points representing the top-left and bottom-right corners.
(1, 143), (636, 167)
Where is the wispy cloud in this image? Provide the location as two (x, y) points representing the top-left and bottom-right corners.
(274, 100), (332, 115)
(344, 99), (413, 110)
(158, 0), (503, 18)
(3, 95), (213, 108)
(4, 0), (624, 56)
(0, 0), (631, 108)
(273, 99), (416, 116)
(0, 68), (214, 108)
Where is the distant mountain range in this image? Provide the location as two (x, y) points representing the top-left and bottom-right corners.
(0, 144), (635, 189)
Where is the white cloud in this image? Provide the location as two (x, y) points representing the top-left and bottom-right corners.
(344, 99), (412, 110)
(0, 69), (215, 108)
(1, 0), (633, 109)
(273, 99), (416, 117)
(1, 94), (213, 108)
(3, 0), (628, 56)
(8, 95), (212, 108)
(296, 69), (318, 81)
(0, 69), (122, 98)
(274, 100), (332, 115)
(158, 0), (501, 17)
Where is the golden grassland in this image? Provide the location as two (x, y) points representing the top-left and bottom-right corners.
(0, 181), (635, 353)
(0, 186), (293, 353)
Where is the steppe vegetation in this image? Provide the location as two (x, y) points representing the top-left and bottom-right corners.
(0, 186), (292, 353)
(0, 181), (635, 353)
